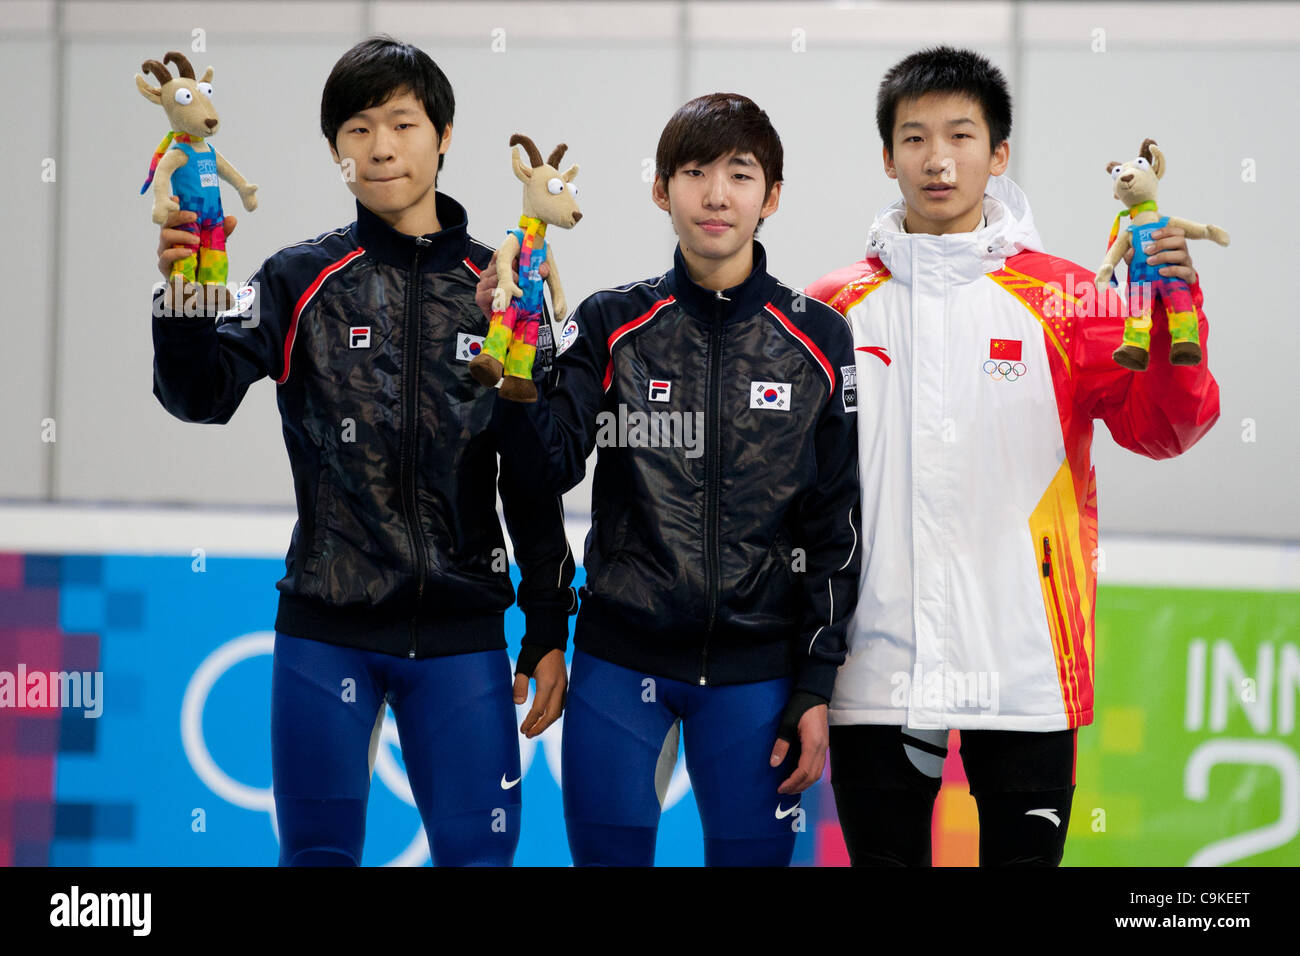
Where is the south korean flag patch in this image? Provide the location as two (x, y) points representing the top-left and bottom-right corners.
(841, 364), (858, 413)
(455, 332), (486, 362)
(750, 381), (792, 411)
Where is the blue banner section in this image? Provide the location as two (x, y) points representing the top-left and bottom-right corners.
(32, 553), (822, 866)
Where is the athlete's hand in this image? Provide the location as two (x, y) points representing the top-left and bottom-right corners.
(772, 703), (829, 795)
(474, 255), (550, 321)
(513, 647), (566, 738)
(1124, 225), (1198, 285)
(157, 195), (238, 280)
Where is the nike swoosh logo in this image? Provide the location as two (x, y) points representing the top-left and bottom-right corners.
(856, 346), (891, 366)
(500, 774), (521, 790)
(1025, 808), (1061, 827)
(775, 802), (801, 820)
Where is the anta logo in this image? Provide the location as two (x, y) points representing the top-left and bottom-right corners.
(856, 345), (891, 366)
(349, 326), (371, 349)
(648, 380), (672, 403)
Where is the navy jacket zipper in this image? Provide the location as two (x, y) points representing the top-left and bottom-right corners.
(402, 240), (432, 657)
(700, 290), (726, 684)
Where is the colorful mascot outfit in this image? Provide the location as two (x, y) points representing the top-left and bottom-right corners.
(141, 132), (229, 286)
(486, 214), (550, 383)
(1095, 138), (1229, 370)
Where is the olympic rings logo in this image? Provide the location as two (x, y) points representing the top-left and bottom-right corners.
(180, 633), (696, 866)
(982, 359), (1028, 382)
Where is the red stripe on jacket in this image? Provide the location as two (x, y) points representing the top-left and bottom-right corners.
(277, 248), (366, 385)
(602, 297), (675, 392)
(765, 302), (835, 400)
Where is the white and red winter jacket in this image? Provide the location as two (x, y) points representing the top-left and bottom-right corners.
(807, 176), (1220, 731)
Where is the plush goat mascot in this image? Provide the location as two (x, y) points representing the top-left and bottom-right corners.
(137, 51), (258, 311)
(1094, 138), (1228, 370)
(470, 134), (582, 402)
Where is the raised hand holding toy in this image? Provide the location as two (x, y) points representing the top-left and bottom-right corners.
(137, 51), (258, 312)
(1094, 138), (1228, 370)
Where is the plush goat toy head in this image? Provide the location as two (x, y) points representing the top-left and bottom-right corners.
(1094, 137), (1229, 370)
(136, 51), (220, 141)
(510, 135), (582, 227)
(469, 133), (583, 402)
(137, 51), (258, 311)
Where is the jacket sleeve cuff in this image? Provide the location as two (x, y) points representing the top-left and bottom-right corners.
(794, 658), (839, 702)
(521, 606), (570, 654)
(777, 690), (830, 742)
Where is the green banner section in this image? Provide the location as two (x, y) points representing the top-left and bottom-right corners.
(1065, 586), (1300, 866)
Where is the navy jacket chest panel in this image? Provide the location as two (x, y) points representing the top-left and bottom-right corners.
(424, 271), (494, 408)
(614, 310), (823, 422)
(298, 263), (399, 392)
(296, 265), (490, 394)
(610, 311), (709, 408)
(720, 316), (825, 500)
(601, 309), (825, 513)
(283, 263), (499, 458)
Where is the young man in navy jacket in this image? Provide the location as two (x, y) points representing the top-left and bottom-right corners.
(150, 36), (575, 866)
(482, 93), (861, 866)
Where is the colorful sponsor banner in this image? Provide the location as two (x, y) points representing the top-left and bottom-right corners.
(1064, 586), (1300, 866)
(3, 552), (1293, 865)
(0, 552), (821, 866)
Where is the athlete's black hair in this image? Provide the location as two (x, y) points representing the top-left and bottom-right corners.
(655, 93), (783, 234)
(320, 36), (455, 179)
(876, 46), (1012, 158)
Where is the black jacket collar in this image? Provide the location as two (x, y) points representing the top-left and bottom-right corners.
(665, 240), (778, 323)
(352, 192), (471, 273)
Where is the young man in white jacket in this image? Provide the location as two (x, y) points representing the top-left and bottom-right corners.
(807, 46), (1221, 866)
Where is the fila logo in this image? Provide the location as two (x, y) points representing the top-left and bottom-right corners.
(455, 332), (486, 362)
(648, 380), (672, 403)
(349, 326), (371, 349)
(750, 381), (792, 411)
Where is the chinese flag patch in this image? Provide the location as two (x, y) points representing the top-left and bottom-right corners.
(989, 338), (1022, 361)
